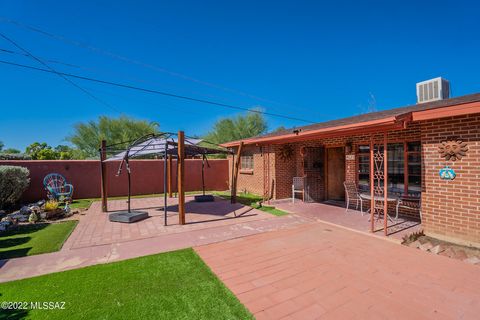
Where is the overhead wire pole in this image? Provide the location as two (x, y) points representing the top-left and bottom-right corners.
(0, 33), (120, 114)
(0, 59), (315, 124)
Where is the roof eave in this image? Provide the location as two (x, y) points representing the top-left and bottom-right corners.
(411, 101), (480, 121)
(222, 116), (401, 147)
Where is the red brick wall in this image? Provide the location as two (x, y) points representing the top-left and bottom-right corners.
(0, 159), (229, 203)
(420, 114), (480, 246)
(272, 125), (421, 203)
(228, 117), (480, 245)
(228, 145), (276, 197)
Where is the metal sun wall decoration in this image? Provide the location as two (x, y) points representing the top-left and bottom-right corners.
(278, 144), (294, 161)
(438, 140), (468, 161)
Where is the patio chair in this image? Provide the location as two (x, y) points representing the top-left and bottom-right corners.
(344, 181), (364, 215)
(395, 196), (421, 220)
(292, 177), (305, 203)
(43, 173), (74, 204)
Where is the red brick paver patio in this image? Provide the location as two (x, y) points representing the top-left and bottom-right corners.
(0, 196), (308, 282)
(196, 221), (480, 319)
(273, 200), (422, 241)
(70, 196), (276, 248)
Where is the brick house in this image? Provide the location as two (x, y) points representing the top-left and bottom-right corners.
(223, 88), (480, 247)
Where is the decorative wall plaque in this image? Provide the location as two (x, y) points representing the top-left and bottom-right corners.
(345, 154), (355, 161)
(439, 166), (456, 180)
(438, 140), (468, 161)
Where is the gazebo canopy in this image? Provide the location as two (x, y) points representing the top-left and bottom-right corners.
(105, 133), (231, 161)
(99, 132), (236, 226)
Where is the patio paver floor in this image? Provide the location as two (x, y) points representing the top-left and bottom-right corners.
(69, 196), (277, 248)
(196, 221), (480, 319)
(273, 200), (422, 241)
(0, 196), (308, 282)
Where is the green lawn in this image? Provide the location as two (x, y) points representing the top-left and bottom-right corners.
(214, 191), (288, 216)
(0, 249), (253, 320)
(0, 221), (78, 260)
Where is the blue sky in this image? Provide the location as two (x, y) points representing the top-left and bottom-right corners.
(0, 0), (479, 150)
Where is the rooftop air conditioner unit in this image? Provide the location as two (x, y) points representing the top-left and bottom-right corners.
(416, 77), (450, 104)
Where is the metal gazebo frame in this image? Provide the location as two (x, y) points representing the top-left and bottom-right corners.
(99, 131), (233, 226)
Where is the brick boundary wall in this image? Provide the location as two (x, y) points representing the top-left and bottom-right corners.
(0, 159), (229, 203)
(420, 114), (480, 246)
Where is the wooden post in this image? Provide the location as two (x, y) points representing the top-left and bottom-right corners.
(369, 136), (374, 233)
(231, 141), (244, 204)
(167, 154), (173, 197)
(177, 131), (186, 225)
(100, 140), (108, 212)
(383, 132), (388, 236)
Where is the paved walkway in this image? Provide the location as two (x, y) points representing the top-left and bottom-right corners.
(196, 221), (480, 319)
(0, 197), (307, 283)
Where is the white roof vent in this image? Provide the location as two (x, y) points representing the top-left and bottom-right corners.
(416, 77), (450, 103)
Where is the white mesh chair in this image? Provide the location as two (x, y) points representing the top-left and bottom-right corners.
(292, 177), (305, 203)
(344, 181), (364, 215)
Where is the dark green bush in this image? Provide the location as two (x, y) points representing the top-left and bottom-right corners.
(0, 166), (30, 209)
(0, 153), (32, 160)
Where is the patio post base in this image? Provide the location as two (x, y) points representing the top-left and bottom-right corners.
(109, 210), (149, 223)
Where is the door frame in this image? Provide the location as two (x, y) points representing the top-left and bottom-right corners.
(324, 145), (346, 201)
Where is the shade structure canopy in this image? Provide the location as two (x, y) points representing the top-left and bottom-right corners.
(105, 133), (231, 161)
(100, 132), (234, 226)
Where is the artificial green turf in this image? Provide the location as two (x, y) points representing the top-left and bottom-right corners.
(0, 249), (253, 320)
(214, 191), (288, 216)
(0, 221), (78, 260)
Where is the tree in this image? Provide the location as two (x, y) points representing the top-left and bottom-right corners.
(25, 142), (58, 160)
(67, 116), (160, 157)
(24, 143), (83, 160)
(204, 111), (267, 145)
(0, 142), (22, 154)
(54, 145), (85, 160)
(271, 126), (287, 134)
(2, 148), (21, 154)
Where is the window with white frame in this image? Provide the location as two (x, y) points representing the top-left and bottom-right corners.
(240, 155), (254, 170)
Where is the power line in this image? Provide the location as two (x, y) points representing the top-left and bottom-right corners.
(0, 32), (120, 113)
(0, 59), (316, 123)
(0, 47), (81, 68)
(0, 17), (312, 115)
(0, 46), (263, 109)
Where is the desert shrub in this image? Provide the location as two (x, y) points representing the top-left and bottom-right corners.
(0, 166), (30, 209)
(0, 153), (32, 160)
(29, 211), (39, 223)
(44, 200), (59, 211)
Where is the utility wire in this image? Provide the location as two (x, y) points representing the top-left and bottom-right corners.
(0, 46), (249, 105)
(0, 32), (120, 113)
(0, 47), (81, 68)
(0, 59), (316, 123)
(0, 17), (311, 115)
